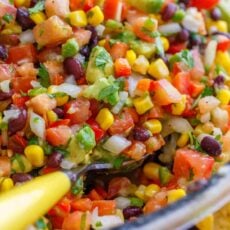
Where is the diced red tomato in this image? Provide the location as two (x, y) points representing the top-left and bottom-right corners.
(95, 186), (108, 199)
(49, 119), (70, 128)
(123, 141), (146, 160)
(168, 43), (187, 54)
(0, 1), (16, 18)
(62, 211), (91, 230)
(71, 198), (92, 212)
(88, 189), (103, 201)
(190, 0), (219, 9)
(217, 39), (230, 52)
(151, 79), (182, 106)
(123, 107), (139, 123)
(190, 49), (205, 80)
(173, 148), (215, 180)
(64, 99), (91, 125)
(182, 96), (197, 118)
(69, 0), (94, 11)
(107, 177), (131, 198)
(143, 194), (167, 214)
(8, 134), (27, 154)
(12, 94), (30, 108)
(37, 47), (61, 62)
(50, 74), (64, 85)
(46, 126), (72, 146)
(49, 216), (64, 229)
(109, 110), (134, 135)
(7, 44), (37, 64)
(12, 75), (36, 93)
(48, 197), (71, 217)
(114, 58), (132, 77)
(172, 72), (191, 95)
(91, 200), (116, 216)
(109, 42), (129, 60)
(103, 0), (121, 20)
(73, 29), (92, 47)
(87, 119), (105, 142)
(40, 167), (59, 175)
(136, 79), (152, 92)
(189, 81), (204, 98)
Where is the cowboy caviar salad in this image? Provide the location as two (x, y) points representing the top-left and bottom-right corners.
(0, 0), (229, 229)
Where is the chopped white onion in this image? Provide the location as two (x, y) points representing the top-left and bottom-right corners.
(111, 91), (128, 114)
(213, 128), (222, 137)
(115, 197), (131, 209)
(169, 117), (193, 133)
(95, 25), (105, 37)
(3, 109), (21, 122)
(19, 30), (35, 44)
(204, 40), (217, 68)
(30, 112), (45, 139)
(31, 80), (42, 88)
(0, 80), (10, 93)
(115, 1), (123, 22)
(200, 112), (211, 123)
(198, 96), (220, 114)
(60, 158), (76, 170)
(158, 23), (181, 36)
(212, 107), (229, 130)
(65, 75), (77, 85)
(55, 83), (82, 98)
(103, 135), (131, 154)
(91, 208), (124, 230)
(128, 74), (142, 97)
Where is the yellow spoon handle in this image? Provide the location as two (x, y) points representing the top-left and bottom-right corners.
(0, 171), (71, 230)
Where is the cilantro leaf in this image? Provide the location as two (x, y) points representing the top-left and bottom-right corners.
(28, 1), (45, 14)
(113, 156), (125, 169)
(169, 50), (194, 69)
(35, 218), (46, 230)
(189, 133), (203, 152)
(38, 63), (50, 88)
(72, 177), (84, 195)
(114, 31), (136, 43)
(95, 50), (111, 69)
(200, 87), (214, 98)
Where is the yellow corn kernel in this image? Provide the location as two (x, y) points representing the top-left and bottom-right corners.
(30, 12), (46, 24)
(55, 94), (69, 106)
(148, 58), (169, 79)
(167, 189), (186, 204)
(144, 184), (160, 198)
(194, 124), (205, 135)
(132, 55), (150, 75)
(1, 23), (22, 35)
(126, 50), (137, 66)
(196, 215), (214, 230)
(96, 108), (114, 130)
(143, 162), (160, 180)
(98, 39), (106, 47)
(69, 10), (88, 27)
(172, 95), (186, 115)
(216, 51), (230, 75)
(177, 133), (189, 147)
(47, 110), (58, 123)
(87, 6), (104, 26)
(0, 178), (14, 192)
(135, 185), (146, 200)
(116, 209), (124, 222)
(133, 94), (153, 115)
(14, 0), (30, 7)
(215, 20), (228, 33)
(47, 85), (57, 94)
(24, 145), (45, 168)
(160, 37), (169, 51)
(217, 89), (230, 105)
(143, 119), (162, 134)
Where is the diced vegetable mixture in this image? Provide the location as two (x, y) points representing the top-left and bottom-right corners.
(0, 0), (229, 229)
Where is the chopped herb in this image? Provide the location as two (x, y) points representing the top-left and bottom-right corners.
(189, 133), (203, 152)
(33, 117), (40, 123)
(52, 92), (67, 98)
(95, 49), (111, 69)
(2, 14), (13, 23)
(28, 1), (45, 15)
(169, 50), (194, 69)
(72, 177), (84, 195)
(215, 134), (221, 141)
(12, 154), (25, 172)
(200, 87), (214, 98)
(42, 142), (53, 155)
(159, 166), (172, 185)
(9, 0), (14, 4)
(53, 147), (69, 157)
(38, 63), (50, 88)
(129, 197), (144, 208)
(113, 156), (125, 169)
(114, 31), (136, 44)
(95, 221), (103, 227)
(28, 136), (39, 145)
(28, 87), (47, 97)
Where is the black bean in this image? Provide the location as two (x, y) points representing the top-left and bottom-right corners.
(201, 136), (222, 156)
(123, 206), (143, 219)
(16, 8), (35, 31)
(30, 0), (38, 7)
(86, 25), (99, 48)
(0, 45), (8, 60)
(189, 34), (202, 47)
(177, 29), (190, 42)
(162, 3), (177, 21)
(11, 173), (33, 183)
(46, 152), (63, 168)
(210, 8), (221, 21)
(0, 91), (13, 101)
(63, 58), (84, 80)
(214, 75), (225, 86)
(187, 179), (208, 193)
(133, 127), (150, 141)
(53, 108), (65, 118)
(80, 45), (91, 59)
(8, 110), (27, 136)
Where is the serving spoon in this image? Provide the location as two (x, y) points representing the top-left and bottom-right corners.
(0, 158), (146, 230)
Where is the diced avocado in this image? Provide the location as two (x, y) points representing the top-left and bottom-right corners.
(130, 40), (156, 59)
(218, 0), (230, 31)
(128, 0), (164, 13)
(86, 46), (114, 83)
